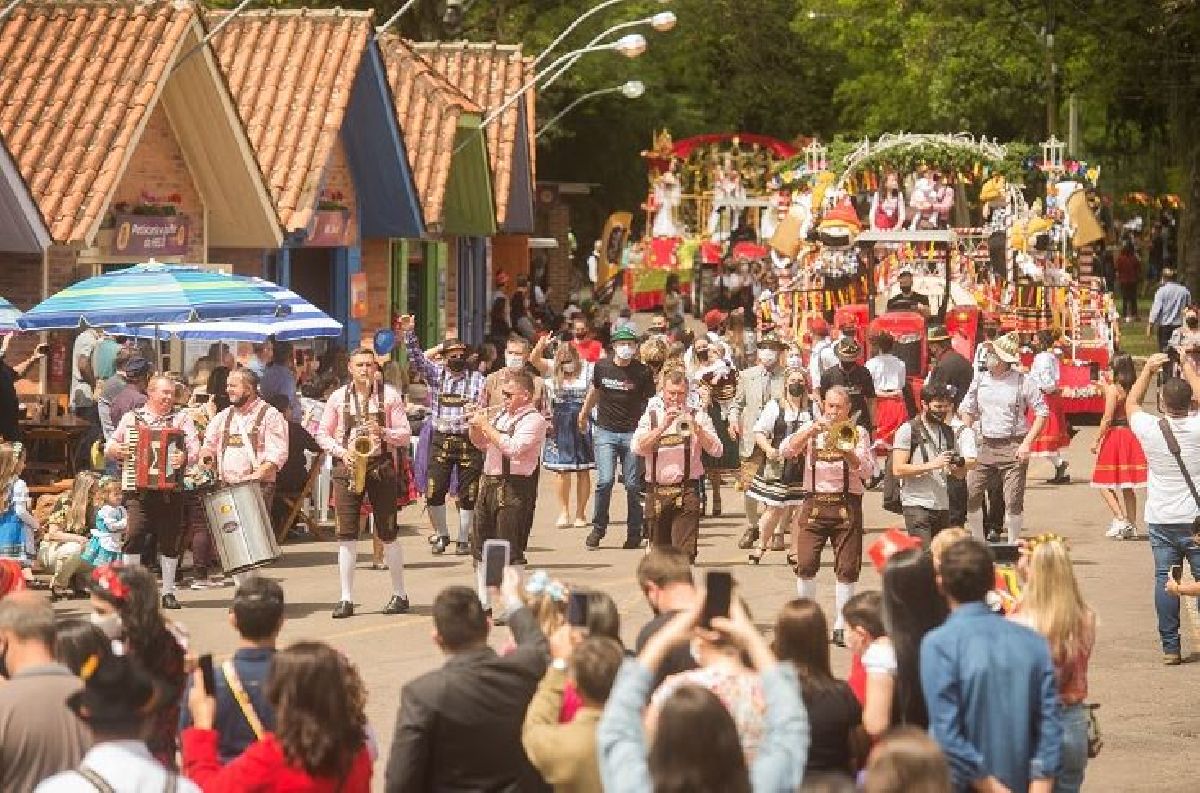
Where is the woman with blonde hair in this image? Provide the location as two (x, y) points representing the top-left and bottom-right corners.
(38, 470), (101, 598)
(0, 441), (37, 567)
(1011, 534), (1096, 793)
(539, 339), (595, 527)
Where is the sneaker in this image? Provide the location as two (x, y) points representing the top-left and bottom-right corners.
(1119, 521), (1137, 540)
(454, 541), (470, 556)
(1163, 652), (1183, 666)
(1105, 520), (1125, 538)
(431, 535), (449, 555)
(585, 529), (604, 550)
(161, 593), (182, 610)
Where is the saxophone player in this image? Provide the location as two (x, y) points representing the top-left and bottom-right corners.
(779, 385), (873, 646)
(317, 347), (412, 619)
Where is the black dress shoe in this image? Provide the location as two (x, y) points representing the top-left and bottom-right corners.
(584, 529), (604, 550)
(737, 528), (759, 550)
(383, 595), (410, 615)
(332, 600), (355, 619)
(431, 535), (449, 555)
(621, 537), (644, 550)
(830, 628), (845, 647)
(161, 593), (181, 610)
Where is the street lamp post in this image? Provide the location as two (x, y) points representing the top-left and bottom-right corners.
(539, 11), (676, 91)
(531, 0), (671, 68)
(536, 80), (646, 139)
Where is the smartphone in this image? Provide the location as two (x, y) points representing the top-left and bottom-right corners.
(198, 654), (216, 697)
(989, 543), (1021, 565)
(482, 539), (510, 588)
(567, 591), (590, 627)
(1170, 564), (1183, 583)
(702, 571), (733, 627)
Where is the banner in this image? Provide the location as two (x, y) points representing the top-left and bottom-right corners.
(307, 209), (351, 247)
(598, 211), (633, 285)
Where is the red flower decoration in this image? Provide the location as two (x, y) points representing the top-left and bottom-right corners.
(91, 564), (130, 601)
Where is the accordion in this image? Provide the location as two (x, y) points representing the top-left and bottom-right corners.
(121, 425), (185, 492)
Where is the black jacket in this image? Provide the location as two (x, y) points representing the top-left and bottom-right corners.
(385, 607), (550, 793)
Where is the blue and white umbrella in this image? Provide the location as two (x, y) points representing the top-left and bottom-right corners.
(0, 297), (22, 332)
(109, 278), (341, 342)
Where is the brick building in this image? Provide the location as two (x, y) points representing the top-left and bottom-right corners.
(0, 0), (281, 389)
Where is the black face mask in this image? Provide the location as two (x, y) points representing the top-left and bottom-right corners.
(446, 357), (466, 372)
(787, 383), (805, 397)
(927, 408), (950, 424)
(1188, 318), (1199, 329)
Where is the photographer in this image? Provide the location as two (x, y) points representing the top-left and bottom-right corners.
(891, 383), (976, 544)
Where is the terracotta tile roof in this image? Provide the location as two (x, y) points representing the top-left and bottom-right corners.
(207, 7), (372, 233)
(0, 0), (195, 244)
(413, 41), (534, 226)
(379, 34), (481, 226)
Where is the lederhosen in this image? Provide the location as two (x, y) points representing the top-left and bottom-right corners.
(426, 374), (483, 510)
(214, 403), (276, 526)
(793, 437), (864, 583)
(472, 408), (540, 564)
(644, 410), (703, 560)
(123, 408), (187, 558)
(332, 387), (400, 542)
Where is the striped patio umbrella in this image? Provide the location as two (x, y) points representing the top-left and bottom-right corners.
(109, 278), (341, 342)
(16, 262), (285, 331)
(0, 297), (22, 332)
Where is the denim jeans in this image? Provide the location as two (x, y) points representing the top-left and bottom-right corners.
(1054, 702), (1089, 793)
(592, 426), (643, 540)
(1148, 522), (1200, 654)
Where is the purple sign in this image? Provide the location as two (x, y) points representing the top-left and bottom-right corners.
(112, 214), (190, 256)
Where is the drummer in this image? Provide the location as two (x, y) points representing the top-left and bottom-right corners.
(316, 347), (413, 620)
(105, 374), (201, 610)
(198, 369), (289, 582)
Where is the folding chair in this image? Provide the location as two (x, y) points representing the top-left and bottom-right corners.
(273, 452), (325, 543)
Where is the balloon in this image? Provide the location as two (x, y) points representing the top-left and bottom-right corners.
(373, 329), (396, 356)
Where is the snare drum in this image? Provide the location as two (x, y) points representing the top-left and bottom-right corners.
(203, 482), (281, 574)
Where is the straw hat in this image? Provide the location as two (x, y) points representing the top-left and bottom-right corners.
(991, 332), (1021, 364)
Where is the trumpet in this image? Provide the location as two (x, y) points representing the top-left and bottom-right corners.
(349, 430), (377, 495)
(823, 417), (862, 453)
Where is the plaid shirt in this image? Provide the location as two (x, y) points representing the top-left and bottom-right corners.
(405, 330), (485, 434)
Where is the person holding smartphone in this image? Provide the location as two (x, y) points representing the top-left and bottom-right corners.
(0, 334), (47, 443)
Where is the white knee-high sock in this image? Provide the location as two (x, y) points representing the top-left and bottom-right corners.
(429, 505), (449, 538)
(338, 540), (357, 602)
(458, 509), (473, 544)
(159, 555), (179, 595)
(796, 577), (817, 601)
(122, 554), (141, 567)
(383, 541), (406, 598)
(967, 509), (985, 541)
(834, 581), (856, 630)
(1005, 513), (1024, 543)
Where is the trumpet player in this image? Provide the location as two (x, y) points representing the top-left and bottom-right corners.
(198, 369), (289, 580)
(467, 369), (548, 603)
(631, 368), (723, 561)
(316, 347), (412, 619)
(779, 385), (873, 647)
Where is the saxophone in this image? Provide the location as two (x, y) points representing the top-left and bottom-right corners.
(349, 428), (377, 495)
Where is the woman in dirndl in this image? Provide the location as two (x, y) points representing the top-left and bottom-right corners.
(1028, 329), (1072, 484)
(1091, 354), (1147, 539)
(542, 341), (595, 528)
(696, 341), (741, 517)
(865, 330), (909, 454)
(746, 367), (812, 565)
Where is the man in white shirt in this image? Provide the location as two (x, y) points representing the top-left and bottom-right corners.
(1127, 351), (1200, 665)
(807, 317), (838, 398)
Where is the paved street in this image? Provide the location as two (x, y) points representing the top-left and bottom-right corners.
(54, 423), (1199, 791)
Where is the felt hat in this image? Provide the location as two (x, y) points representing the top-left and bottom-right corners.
(441, 338), (468, 354)
(758, 332), (787, 350)
(926, 324), (951, 343)
(834, 336), (861, 362)
(611, 326), (639, 343)
(991, 332), (1021, 364)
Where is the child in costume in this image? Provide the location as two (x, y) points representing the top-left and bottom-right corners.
(0, 442), (37, 566)
(82, 478), (127, 567)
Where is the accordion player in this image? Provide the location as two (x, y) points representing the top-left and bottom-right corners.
(121, 425), (186, 491)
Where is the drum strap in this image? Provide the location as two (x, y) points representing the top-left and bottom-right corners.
(219, 403), (269, 476)
(221, 659), (266, 739)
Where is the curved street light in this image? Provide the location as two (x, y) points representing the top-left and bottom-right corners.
(531, 0), (671, 68)
(536, 80), (646, 139)
(539, 11), (676, 91)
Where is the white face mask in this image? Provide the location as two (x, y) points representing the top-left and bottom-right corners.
(614, 344), (636, 361)
(787, 354), (804, 369)
(562, 362), (577, 374)
(90, 611), (123, 641)
(758, 349), (778, 366)
(505, 354), (525, 370)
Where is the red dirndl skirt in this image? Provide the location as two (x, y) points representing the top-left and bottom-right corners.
(874, 394), (908, 451)
(1091, 425), (1148, 489)
(1028, 392), (1070, 456)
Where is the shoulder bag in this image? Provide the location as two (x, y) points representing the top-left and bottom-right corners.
(1156, 417), (1200, 537)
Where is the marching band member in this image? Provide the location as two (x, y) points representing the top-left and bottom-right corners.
(467, 369), (548, 604)
(198, 369), (289, 583)
(316, 347), (413, 619)
(1029, 329), (1072, 484)
(400, 315), (486, 556)
(632, 368), (723, 562)
(105, 374), (201, 610)
(779, 385), (874, 647)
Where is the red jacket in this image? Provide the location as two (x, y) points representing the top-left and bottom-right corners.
(182, 729), (372, 792)
(1116, 250), (1141, 285)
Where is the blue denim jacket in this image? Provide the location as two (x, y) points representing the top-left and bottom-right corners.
(920, 602), (1062, 792)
